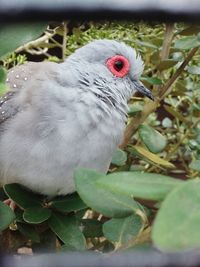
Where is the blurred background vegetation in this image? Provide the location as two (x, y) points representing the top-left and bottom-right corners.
(0, 21), (200, 254)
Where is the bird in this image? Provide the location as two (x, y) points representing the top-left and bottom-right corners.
(0, 39), (153, 197)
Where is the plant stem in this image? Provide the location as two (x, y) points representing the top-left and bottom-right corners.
(120, 100), (159, 148)
(160, 24), (174, 61)
(120, 28), (199, 148)
(158, 46), (199, 100)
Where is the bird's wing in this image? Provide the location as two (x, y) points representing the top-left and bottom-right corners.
(0, 61), (55, 125)
(0, 91), (18, 124)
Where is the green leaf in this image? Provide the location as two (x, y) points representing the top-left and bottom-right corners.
(111, 148), (127, 166)
(136, 41), (157, 49)
(174, 36), (200, 50)
(128, 146), (175, 168)
(157, 60), (178, 71)
(152, 179), (200, 251)
(141, 77), (162, 85)
(162, 118), (173, 128)
(51, 193), (87, 213)
(103, 214), (143, 244)
(3, 183), (43, 209)
(81, 219), (103, 238)
(97, 171), (183, 201)
(0, 201), (15, 231)
(48, 213), (86, 251)
(74, 169), (141, 218)
(0, 23), (47, 58)
(187, 66), (200, 75)
(189, 160), (200, 171)
(138, 124), (167, 154)
(23, 206), (52, 224)
(128, 104), (143, 116)
(0, 67), (7, 83)
(17, 223), (40, 243)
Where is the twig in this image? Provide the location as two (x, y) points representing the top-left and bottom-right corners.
(120, 100), (159, 149)
(15, 31), (55, 54)
(158, 46), (199, 100)
(160, 24), (174, 61)
(120, 40), (199, 149)
(153, 24), (174, 95)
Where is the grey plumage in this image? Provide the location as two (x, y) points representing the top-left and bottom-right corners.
(0, 39), (152, 196)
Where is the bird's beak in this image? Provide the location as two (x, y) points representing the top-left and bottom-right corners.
(133, 80), (154, 101)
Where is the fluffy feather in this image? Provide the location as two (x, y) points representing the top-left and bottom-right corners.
(0, 39), (146, 196)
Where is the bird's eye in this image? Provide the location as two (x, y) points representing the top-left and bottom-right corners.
(114, 60), (124, 71)
(106, 55), (130, 78)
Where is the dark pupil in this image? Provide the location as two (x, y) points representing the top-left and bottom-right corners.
(114, 60), (124, 71)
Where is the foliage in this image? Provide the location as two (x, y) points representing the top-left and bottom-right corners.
(0, 21), (200, 253)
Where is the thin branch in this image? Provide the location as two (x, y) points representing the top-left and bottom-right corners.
(158, 46), (199, 100)
(120, 100), (159, 149)
(153, 23), (174, 94)
(120, 42), (199, 149)
(160, 24), (174, 61)
(15, 31), (55, 54)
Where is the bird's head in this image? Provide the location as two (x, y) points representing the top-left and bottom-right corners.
(70, 39), (154, 102)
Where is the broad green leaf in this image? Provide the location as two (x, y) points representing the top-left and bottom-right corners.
(17, 222), (40, 243)
(0, 67), (7, 83)
(172, 52), (184, 62)
(51, 193), (87, 213)
(128, 146), (175, 168)
(128, 104), (143, 116)
(157, 60), (178, 71)
(4, 183), (43, 209)
(111, 148), (127, 166)
(103, 214), (143, 244)
(0, 23), (47, 58)
(136, 41), (157, 49)
(189, 160), (200, 171)
(48, 213), (86, 251)
(0, 201), (15, 231)
(152, 179), (200, 251)
(174, 36), (200, 50)
(141, 77), (163, 85)
(187, 66), (200, 75)
(97, 171), (182, 201)
(81, 219), (103, 238)
(162, 118), (172, 128)
(74, 169), (141, 218)
(23, 206), (52, 224)
(138, 124), (167, 154)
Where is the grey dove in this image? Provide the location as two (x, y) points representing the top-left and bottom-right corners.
(0, 39), (153, 196)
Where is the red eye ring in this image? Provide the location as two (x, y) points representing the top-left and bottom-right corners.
(106, 55), (130, 78)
